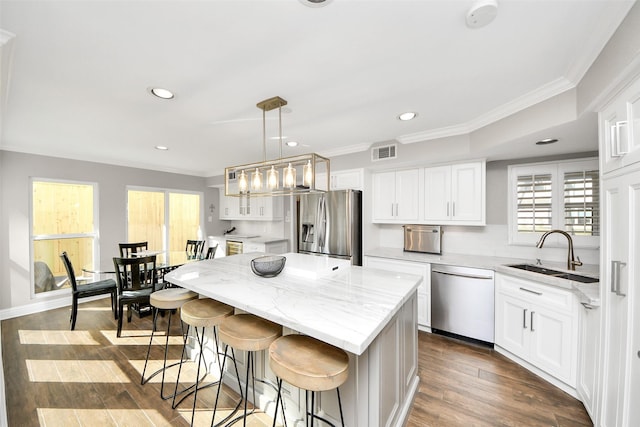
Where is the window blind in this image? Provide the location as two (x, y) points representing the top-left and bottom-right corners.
(564, 170), (599, 236)
(516, 174), (552, 233)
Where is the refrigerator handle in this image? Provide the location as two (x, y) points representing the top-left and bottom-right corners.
(318, 195), (327, 249)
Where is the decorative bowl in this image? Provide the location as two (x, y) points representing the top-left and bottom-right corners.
(251, 255), (286, 278)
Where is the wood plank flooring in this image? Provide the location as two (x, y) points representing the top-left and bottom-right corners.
(2, 298), (592, 426)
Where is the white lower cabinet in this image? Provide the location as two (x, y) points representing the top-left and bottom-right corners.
(495, 273), (579, 390)
(578, 304), (600, 422)
(363, 256), (430, 329)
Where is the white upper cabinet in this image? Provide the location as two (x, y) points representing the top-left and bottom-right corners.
(372, 169), (420, 223)
(424, 161), (485, 225)
(218, 192), (283, 221)
(316, 168), (364, 191)
(600, 76), (640, 175)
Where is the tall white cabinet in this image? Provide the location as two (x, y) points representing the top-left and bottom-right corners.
(597, 73), (640, 427)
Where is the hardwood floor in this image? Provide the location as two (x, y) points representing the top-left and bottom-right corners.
(2, 298), (592, 426)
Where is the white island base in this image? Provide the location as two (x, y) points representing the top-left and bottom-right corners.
(165, 253), (421, 426)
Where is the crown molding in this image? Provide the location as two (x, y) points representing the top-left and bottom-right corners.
(397, 77), (575, 145)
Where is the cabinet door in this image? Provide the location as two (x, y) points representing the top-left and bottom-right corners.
(219, 193), (238, 219)
(394, 169), (420, 221)
(451, 162), (484, 223)
(331, 168), (364, 190)
(495, 291), (529, 359)
(529, 305), (575, 385)
(578, 305), (600, 421)
(424, 165), (451, 221)
(600, 100), (627, 174)
(264, 240), (288, 254)
(601, 170), (640, 427)
(372, 171), (397, 221)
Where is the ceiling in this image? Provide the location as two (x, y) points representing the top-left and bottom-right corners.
(0, 0), (635, 177)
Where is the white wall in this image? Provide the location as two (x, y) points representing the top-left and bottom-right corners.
(0, 151), (223, 315)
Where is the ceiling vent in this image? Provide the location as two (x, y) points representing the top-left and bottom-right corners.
(371, 144), (397, 162)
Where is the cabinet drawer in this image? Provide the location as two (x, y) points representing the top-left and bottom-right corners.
(497, 273), (573, 312)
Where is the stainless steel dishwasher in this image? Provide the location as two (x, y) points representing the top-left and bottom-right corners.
(431, 264), (495, 344)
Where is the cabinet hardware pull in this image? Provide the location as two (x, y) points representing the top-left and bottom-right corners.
(432, 270), (493, 280)
(446, 202), (449, 217)
(530, 311), (535, 332)
(611, 260), (627, 297)
(452, 202), (455, 217)
(611, 120), (628, 157)
(581, 302), (595, 310)
(523, 308), (528, 329)
(519, 287), (542, 296)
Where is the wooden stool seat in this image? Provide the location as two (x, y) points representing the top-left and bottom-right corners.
(150, 288), (197, 310)
(269, 334), (349, 392)
(180, 298), (234, 327)
(219, 314), (282, 352)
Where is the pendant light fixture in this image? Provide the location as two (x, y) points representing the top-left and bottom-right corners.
(225, 96), (330, 197)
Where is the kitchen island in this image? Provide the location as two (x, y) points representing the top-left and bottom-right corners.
(165, 252), (422, 426)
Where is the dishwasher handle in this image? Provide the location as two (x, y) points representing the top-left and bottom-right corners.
(432, 269), (493, 280)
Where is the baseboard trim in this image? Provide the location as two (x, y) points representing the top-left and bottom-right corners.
(0, 294), (108, 321)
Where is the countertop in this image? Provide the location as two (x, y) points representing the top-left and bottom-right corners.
(211, 235), (288, 244)
(365, 247), (600, 306)
(164, 252), (422, 355)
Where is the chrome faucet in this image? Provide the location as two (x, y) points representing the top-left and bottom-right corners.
(535, 230), (583, 271)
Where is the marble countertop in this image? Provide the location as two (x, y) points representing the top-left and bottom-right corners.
(365, 247), (600, 306)
(210, 235), (288, 244)
(165, 252), (422, 355)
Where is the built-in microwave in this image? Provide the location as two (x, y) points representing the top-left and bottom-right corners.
(403, 225), (442, 255)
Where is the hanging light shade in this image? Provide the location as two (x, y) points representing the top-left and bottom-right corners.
(238, 170), (248, 193)
(251, 167), (263, 190)
(283, 163), (296, 189)
(224, 96), (329, 197)
(303, 159), (314, 187)
(267, 166), (279, 190)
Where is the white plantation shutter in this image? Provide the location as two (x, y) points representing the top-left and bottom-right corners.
(516, 174), (553, 233)
(564, 170), (599, 236)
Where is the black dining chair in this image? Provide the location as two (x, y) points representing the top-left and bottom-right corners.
(205, 244), (218, 259)
(60, 252), (117, 330)
(118, 241), (148, 257)
(185, 240), (205, 259)
(113, 255), (160, 337)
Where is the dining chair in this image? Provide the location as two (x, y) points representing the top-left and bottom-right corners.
(205, 244), (218, 259)
(112, 255), (160, 337)
(185, 240), (205, 259)
(60, 252), (117, 330)
(118, 241), (148, 257)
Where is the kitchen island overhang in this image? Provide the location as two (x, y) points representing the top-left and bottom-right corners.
(165, 252), (422, 426)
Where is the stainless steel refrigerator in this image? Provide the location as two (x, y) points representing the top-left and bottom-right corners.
(298, 190), (362, 265)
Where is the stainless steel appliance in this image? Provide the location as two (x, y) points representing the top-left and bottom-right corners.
(403, 224), (442, 254)
(431, 264), (495, 344)
(226, 240), (243, 256)
(298, 190), (362, 265)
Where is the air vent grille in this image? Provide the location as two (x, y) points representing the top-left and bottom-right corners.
(372, 144), (397, 161)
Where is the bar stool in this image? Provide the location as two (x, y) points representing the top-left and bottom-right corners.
(214, 313), (282, 427)
(141, 287), (198, 399)
(269, 334), (349, 427)
(173, 298), (236, 427)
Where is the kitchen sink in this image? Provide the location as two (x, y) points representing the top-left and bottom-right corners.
(507, 264), (599, 283)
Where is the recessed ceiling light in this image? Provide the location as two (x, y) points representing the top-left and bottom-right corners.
(149, 87), (174, 99)
(398, 112), (417, 121)
(535, 138), (558, 145)
(155, 145), (169, 150)
(286, 141), (298, 147)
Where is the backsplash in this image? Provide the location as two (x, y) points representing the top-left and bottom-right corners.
(376, 224), (600, 266)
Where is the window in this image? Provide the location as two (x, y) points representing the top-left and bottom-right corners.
(508, 158), (599, 247)
(31, 179), (98, 295)
(127, 187), (202, 252)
